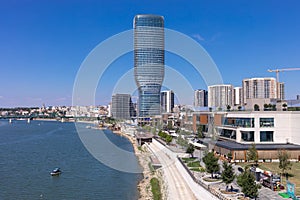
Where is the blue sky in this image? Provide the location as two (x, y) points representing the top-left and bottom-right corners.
(1, 0), (300, 107)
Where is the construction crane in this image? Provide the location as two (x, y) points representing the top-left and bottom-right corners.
(267, 68), (300, 82)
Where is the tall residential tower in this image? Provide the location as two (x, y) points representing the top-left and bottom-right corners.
(208, 84), (234, 110)
(134, 15), (165, 117)
(161, 90), (174, 113)
(194, 89), (208, 107)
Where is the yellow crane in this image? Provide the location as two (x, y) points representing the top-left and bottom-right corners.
(267, 68), (300, 82)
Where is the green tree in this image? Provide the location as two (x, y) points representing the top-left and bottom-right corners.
(203, 151), (220, 178)
(158, 130), (166, 138)
(282, 103), (288, 111)
(165, 135), (173, 145)
(247, 143), (258, 166)
(197, 125), (204, 138)
(278, 149), (292, 180)
(167, 121), (173, 130)
(264, 103), (269, 111)
(226, 105), (231, 111)
(254, 104), (260, 111)
(237, 169), (259, 198)
(186, 144), (195, 158)
(221, 161), (235, 187)
(227, 152), (233, 161)
(238, 106), (242, 111)
(268, 103), (272, 109)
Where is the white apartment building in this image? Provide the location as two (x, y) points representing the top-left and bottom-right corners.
(233, 87), (242, 106)
(160, 90), (174, 113)
(208, 84), (234, 110)
(194, 89), (208, 107)
(242, 77), (285, 110)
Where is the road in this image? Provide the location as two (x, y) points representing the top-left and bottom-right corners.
(148, 140), (219, 200)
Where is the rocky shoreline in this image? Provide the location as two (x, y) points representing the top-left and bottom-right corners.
(113, 130), (167, 200)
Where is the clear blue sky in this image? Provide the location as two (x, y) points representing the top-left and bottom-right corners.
(1, 0), (300, 107)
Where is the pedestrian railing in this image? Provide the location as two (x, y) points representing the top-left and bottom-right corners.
(177, 156), (232, 200)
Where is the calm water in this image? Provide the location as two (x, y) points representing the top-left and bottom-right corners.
(0, 120), (141, 200)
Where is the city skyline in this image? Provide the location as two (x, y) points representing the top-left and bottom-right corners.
(1, 1), (300, 107)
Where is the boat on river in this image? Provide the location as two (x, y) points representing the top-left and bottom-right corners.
(50, 168), (61, 176)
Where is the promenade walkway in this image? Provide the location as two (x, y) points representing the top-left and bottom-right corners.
(148, 139), (219, 200)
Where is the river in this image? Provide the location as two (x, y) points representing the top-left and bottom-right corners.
(0, 119), (141, 199)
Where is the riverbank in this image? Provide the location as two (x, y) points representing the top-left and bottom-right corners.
(113, 130), (166, 200)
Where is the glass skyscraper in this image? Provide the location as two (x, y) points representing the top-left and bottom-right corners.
(134, 15), (165, 117)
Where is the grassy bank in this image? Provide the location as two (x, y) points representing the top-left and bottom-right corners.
(150, 177), (162, 200)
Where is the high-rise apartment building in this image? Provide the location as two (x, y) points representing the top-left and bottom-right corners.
(194, 89), (208, 107)
(111, 94), (135, 120)
(161, 90), (174, 113)
(134, 14), (164, 117)
(277, 82), (285, 101)
(208, 84), (234, 109)
(242, 77), (284, 110)
(233, 87), (242, 106)
(242, 77), (277, 101)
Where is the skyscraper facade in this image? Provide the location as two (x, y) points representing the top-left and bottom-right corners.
(208, 84), (234, 109)
(111, 94), (135, 120)
(134, 14), (165, 117)
(194, 89), (208, 107)
(161, 90), (174, 113)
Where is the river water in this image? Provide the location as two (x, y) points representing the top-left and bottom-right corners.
(0, 120), (141, 200)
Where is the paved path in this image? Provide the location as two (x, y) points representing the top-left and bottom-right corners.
(258, 188), (285, 200)
(148, 140), (219, 200)
(148, 142), (196, 200)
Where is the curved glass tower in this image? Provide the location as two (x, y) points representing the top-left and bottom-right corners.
(134, 14), (165, 117)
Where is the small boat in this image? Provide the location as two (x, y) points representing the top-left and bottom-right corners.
(50, 168), (61, 176)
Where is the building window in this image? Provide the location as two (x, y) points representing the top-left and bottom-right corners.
(220, 129), (236, 139)
(260, 118), (274, 127)
(241, 131), (254, 142)
(224, 117), (255, 128)
(260, 131), (274, 142)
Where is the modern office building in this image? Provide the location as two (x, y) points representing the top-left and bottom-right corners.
(192, 111), (300, 161)
(134, 14), (165, 117)
(111, 94), (135, 120)
(161, 90), (174, 113)
(208, 84), (234, 110)
(194, 89), (208, 107)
